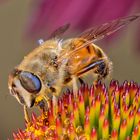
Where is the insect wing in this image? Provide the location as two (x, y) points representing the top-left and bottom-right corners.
(49, 23), (70, 38)
(79, 14), (140, 42)
(58, 14), (140, 60)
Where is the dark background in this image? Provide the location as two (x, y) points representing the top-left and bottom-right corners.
(0, 1), (140, 139)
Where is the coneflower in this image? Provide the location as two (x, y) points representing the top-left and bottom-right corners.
(13, 80), (140, 140)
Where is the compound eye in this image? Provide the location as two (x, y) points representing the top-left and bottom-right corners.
(19, 71), (41, 94)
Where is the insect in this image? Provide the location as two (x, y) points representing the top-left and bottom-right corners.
(8, 14), (139, 122)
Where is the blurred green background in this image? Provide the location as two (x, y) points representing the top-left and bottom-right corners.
(0, 1), (140, 139)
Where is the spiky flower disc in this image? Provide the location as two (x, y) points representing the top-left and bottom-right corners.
(13, 80), (140, 140)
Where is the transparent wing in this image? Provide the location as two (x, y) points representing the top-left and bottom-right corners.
(58, 14), (140, 62)
(49, 23), (70, 38)
(79, 14), (140, 42)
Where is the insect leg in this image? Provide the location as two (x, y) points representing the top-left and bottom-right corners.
(78, 78), (85, 85)
(24, 105), (30, 124)
(55, 58), (69, 97)
(52, 59), (68, 114)
(38, 100), (46, 113)
(94, 60), (111, 85)
(72, 75), (78, 99)
(52, 95), (58, 115)
(42, 95), (50, 108)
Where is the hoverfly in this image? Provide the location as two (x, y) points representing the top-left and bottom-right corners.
(8, 14), (140, 122)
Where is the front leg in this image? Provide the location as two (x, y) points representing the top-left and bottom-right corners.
(23, 105), (30, 125)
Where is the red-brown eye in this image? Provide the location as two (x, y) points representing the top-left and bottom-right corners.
(19, 71), (41, 94)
